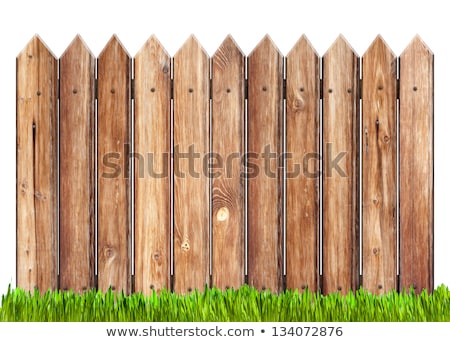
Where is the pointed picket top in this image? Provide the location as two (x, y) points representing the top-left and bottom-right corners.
(363, 35), (395, 59)
(249, 34), (282, 58)
(213, 34), (244, 56)
(99, 34), (131, 60)
(287, 34), (318, 59)
(135, 34), (170, 60)
(400, 35), (433, 58)
(17, 34), (56, 60)
(324, 34), (359, 58)
(61, 35), (94, 60)
(174, 34), (209, 59)
(213, 35), (244, 62)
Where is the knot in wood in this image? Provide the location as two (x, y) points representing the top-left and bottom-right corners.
(34, 191), (46, 201)
(181, 241), (190, 252)
(292, 98), (304, 111)
(216, 207), (229, 222)
(104, 247), (115, 259)
(373, 247), (380, 255)
(383, 135), (390, 144)
(20, 180), (28, 193)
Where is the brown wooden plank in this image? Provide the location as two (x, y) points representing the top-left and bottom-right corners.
(399, 36), (434, 293)
(173, 36), (210, 293)
(16, 36), (58, 292)
(247, 35), (283, 293)
(134, 36), (171, 295)
(322, 36), (360, 294)
(211, 35), (245, 290)
(59, 36), (96, 293)
(361, 36), (397, 294)
(97, 36), (131, 293)
(285, 35), (320, 292)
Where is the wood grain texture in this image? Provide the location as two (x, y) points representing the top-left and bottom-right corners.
(134, 36), (171, 295)
(285, 36), (320, 292)
(211, 36), (245, 290)
(97, 36), (131, 293)
(247, 36), (284, 293)
(361, 36), (397, 294)
(173, 36), (210, 293)
(59, 36), (96, 292)
(322, 36), (360, 294)
(399, 36), (434, 292)
(16, 36), (58, 292)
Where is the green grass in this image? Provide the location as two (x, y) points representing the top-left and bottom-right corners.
(1, 284), (450, 322)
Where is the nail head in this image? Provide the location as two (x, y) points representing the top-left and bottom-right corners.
(151, 88), (156, 93)
(189, 88), (193, 93)
(36, 91), (41, 96)
(328, 89), (333, 93)
(111, 89), (115, 94)
(262, 86), (267, 91)
(413, 86), (418, 91)
(73, 89), (78, 94)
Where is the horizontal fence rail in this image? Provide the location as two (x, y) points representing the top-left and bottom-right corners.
(16, 34), (434, 295)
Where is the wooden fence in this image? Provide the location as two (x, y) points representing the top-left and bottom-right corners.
(16, 34), (434, 295)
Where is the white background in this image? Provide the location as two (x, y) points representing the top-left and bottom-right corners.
(0, 0), (448, 292)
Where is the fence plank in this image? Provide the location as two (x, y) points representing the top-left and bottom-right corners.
(16, 36), (58, 292)
(361, 36), (397, 294)
(97, 36), (132, 293)
(173, 36), (210, 293)
(247, 36), (284, 293)
(59, 36), (96, 292)
(399, 36), (434, 292)
(285, 36), (320, 292)
(322, 36), (360, 294)
(211, 36), (245, 290)
(134, 36), (171, 295)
